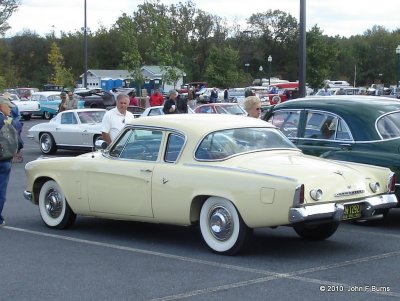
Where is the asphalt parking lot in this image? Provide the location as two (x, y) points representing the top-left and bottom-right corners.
(1, 118), (400, 301)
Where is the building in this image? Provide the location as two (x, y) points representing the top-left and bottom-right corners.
(79, 66), (186, 94)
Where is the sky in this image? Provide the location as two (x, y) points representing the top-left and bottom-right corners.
(5, 0), (400, 38)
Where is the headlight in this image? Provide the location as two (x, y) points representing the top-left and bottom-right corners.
(369, 182), (380, 193)
(310, 189), (323, 201)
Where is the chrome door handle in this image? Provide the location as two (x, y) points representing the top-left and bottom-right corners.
(140, 169), (152, 173)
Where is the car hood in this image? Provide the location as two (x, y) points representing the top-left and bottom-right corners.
(227, 150), (389, 203)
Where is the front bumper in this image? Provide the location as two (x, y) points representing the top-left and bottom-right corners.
(289, 194), (398, 224)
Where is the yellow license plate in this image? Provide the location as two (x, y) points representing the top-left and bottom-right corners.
(342, 204), (362, 220)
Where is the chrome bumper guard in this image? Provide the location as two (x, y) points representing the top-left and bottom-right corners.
(24, 190), (33, 202)
(289, 194), (398, 224)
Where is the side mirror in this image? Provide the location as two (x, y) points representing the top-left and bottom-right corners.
(95, 139), (108, 150)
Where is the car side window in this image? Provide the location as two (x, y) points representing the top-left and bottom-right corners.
(267, 110), (300, 138)
(304, 112), (340, 140)
(112, 128), (162, 161)
(215, 106), (227, 114)
(61, 112), (77, 124)
(164, 134), (185, 162)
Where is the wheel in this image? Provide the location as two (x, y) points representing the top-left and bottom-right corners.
(199, 197), (252, 255)
(38, 180), (76, 229)
(44, 111), (53, 120)
(39, 132), (57, 154)
(271, 95), (281, 104)
(293, 222), (339, 240)
(22, 114), (31, 121)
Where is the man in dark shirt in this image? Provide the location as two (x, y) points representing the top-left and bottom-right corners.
(163, 90), (179, 114)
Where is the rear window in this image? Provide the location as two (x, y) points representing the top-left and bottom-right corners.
(377, 112), (400, 139)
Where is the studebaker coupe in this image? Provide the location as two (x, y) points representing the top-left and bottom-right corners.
(27, 108), (106, 154)
(24, 114), (397, 255)
(264, 96), (400, 211)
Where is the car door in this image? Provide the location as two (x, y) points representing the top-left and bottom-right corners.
(87, 127), (163, 217)
(296, 110), (354, 157)
(266, 109), (301, 145)
(52, 112), (82, 146)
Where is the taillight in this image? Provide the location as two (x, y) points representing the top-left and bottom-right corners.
(388, 173), (396, 193)
(299, 184), (305, 204)
(293, 184), (305, 206)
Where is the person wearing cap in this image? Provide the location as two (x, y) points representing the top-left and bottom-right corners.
(162, 90), (179, 114)
(58, 92), (68, 112)
(0, 96), (19, 227)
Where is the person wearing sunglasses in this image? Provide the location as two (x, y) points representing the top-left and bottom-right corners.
(243, 96), (261, 118)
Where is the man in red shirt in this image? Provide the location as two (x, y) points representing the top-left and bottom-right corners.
(149, 89), (164, 106)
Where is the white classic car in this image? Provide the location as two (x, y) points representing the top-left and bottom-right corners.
(2, 93), (41, 120)
(27, 108), (106, 154)
(24, 114), (397, 255)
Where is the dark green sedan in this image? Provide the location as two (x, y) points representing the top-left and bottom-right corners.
(264, 96), (400, 208)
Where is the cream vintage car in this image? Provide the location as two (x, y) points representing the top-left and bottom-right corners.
(24, 114), (397, 255)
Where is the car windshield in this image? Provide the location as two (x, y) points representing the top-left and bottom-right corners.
(376, 112), (400, 139)
(195, 127), (297, 160)
(221, 105), (246, 115)
(77, 111), (105, 123)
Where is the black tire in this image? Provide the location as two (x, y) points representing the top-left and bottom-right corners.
(22, 114), (32, 121)
(39, 132), (57, 154)
(293, 222), (339, 241)
(44, 111), (53, 120)
(38, 180), (76, 229)
(199, 197), (252, 255)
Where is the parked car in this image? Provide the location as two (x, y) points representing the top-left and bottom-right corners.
(196, 87), (224, 103)
(75, 89), (116, 109)
(27, 108), (106, 154)
(141, 105), (194, 116)
(227, 88), (246, 104)
(194, 103), (246, 115)
(16, 87), (39, 100)
(106, 105), (145, 118)
(31, 91), (63, 119)
(24, 114), (397, 255)
(2, 92), (40, 120)
(264, 95), (400, 210)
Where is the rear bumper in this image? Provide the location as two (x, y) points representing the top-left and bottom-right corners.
(289, 194), (398, 224)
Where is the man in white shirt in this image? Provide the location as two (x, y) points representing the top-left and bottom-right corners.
(101, 94), (134, 144)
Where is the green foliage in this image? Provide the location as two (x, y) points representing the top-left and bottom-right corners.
(1, 2), (400, 91)
(306, 25), (339, 89)
(204, 46), (241, 87)
(47, 42), (74, 87)
(0, 0), (19, 35)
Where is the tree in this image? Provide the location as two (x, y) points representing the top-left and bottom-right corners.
(204, 46), (241, 87)
(306, 25), (339, 89)
(47, 42), (74, 88)
(0, 0), (19, 35)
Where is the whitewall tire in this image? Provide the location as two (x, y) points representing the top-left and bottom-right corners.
(38, 180), (76, 229)
(200, 197), (251, 255)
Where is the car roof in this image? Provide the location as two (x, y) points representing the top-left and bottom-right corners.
(275, 96), (400, 116)
(127, 114), (273, 137)
(32, 91), (63, 96)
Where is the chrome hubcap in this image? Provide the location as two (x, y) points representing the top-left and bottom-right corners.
(40, 136), (50, 151)
(45, 189), (63, 218)
(208, 206), (233, 241)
